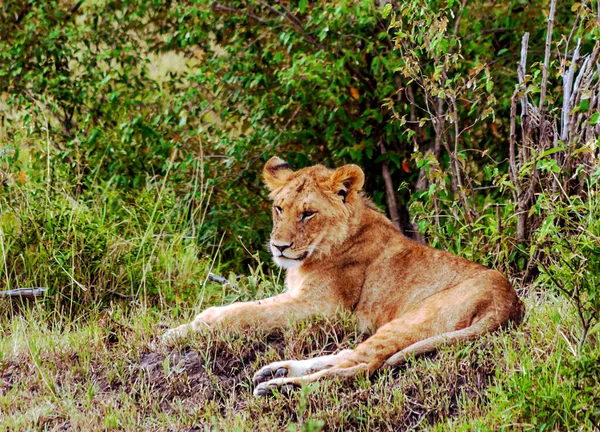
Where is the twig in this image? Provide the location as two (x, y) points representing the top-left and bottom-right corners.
(561, 39), (581, 142)
(207, 273), (228, 284)
(449, 96), (474, 223)
(256, 0), (324, 50)
(509, 90), (525, 241)
(451, 0), (469, 39)
(0, 288), (49, 299)
(538, 0), (557, 112)
(212, 3), (268, 24)
(379, 139), (401, 229)
(517, 32), (530, 127)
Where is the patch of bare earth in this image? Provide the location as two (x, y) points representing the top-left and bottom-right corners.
(0, 318), (501, 430)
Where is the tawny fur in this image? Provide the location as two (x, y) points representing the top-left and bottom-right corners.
(163, 157), (524, 396)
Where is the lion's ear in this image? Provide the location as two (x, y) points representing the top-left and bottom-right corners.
(263, 156), (294, 191)
(328, 164), (365, 203)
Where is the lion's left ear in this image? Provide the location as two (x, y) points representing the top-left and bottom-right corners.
(328, 164), (365, 203)
(263, 156), (294, 192)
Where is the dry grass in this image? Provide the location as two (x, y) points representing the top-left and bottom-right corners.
(1, 291), (592, 432)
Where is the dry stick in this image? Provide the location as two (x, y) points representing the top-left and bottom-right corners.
(433, 97), (444, 171)
(570, 42), (600, 129)
(212, 3), (268, 24)
(449, 97), (474, 223)
(517, 32), (530, 135)
(0, 288), (49, 299)
(561, 39), (582, 142)
(379, 139), (402, 230)
(516, 34), (533, 206)
(539, 0), (557, 112)
(509, 96), (524, 239)
(560, 41), (583, 182)
(566, 43), (600, 182)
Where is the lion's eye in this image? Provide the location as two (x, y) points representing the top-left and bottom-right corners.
(301, 210), (316, 221)
(274, 206), (283, 215)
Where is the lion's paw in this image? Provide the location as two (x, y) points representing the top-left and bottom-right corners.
(161, 324), (189, 345)
(252, 363), (290, 386)
(253, 379), (299, 397)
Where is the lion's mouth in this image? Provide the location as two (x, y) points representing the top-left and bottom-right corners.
(277, 251), (309, 261)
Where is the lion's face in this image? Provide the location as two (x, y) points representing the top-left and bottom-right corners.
(263, 157), (365, 269)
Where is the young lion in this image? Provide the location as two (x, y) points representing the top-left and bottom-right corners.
(163, 157), (524, 396)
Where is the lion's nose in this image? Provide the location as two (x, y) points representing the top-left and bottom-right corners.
(272, 242), (293, 252)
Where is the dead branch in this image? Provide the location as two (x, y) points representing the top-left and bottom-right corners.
(539, 0), (557, 112)
(448, 96), (474, 223)
(379, 139), (401, 230)
(207, 272), (228, 284)
(510, 32), (533, 243)
(517, 32), (530, 135)
(561, 38), (581, 142)
(0, 288), (49, 299)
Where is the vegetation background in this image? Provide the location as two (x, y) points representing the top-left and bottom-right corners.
(0, 0), (599, 430)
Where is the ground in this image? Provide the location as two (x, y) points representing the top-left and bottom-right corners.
(0, 290), (595, 431)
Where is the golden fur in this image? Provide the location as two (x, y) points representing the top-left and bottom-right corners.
(164, 157), (524, 396)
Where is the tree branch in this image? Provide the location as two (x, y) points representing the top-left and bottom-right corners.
(538, 0), (556, 112)
(379, 139), (401, 229)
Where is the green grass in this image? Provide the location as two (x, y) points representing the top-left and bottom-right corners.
(1, 288), (598, 431)
(0, 176), (598, 431)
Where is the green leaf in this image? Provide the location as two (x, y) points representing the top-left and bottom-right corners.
(590, 112), (600, 126)
(382, 3), (392, 18)
(299, 0), (307, 13)
(588, 321), (600, 336)
(539, 146), (566, 158)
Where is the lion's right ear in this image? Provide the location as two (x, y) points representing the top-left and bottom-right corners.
(263, 156), (294, 192)
(328, 164), (365, 204)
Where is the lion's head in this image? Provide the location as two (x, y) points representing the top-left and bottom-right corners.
(262, 156), (365, 269)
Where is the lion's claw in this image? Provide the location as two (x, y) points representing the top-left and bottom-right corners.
(253, 381), (298, 397)
(252, 365), (289, 386)
(279, 383), (297, 396)
(254, 386), (270, 397)
(274, 367), (288, 378)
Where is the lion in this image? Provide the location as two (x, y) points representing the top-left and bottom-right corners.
(163, 156), (524, 396)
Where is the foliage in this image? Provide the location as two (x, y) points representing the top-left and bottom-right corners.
(1, 0), (600, 429)
(485, 329), (600, 430)
(1, 0), (587, 261)
(536, 179), (600, 351)
(0, 176), (213, 312)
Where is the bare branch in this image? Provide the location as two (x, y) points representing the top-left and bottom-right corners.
(517, 32), (530, 127)
(212, 3), (268, 24)
(539, 0), (557, 112)
(561, 38), (581, 142)
(379, 139), (401, 229)
(0, 288), (49, 299)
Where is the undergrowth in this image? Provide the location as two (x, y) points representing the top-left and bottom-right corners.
(0, 293), (598, 431)
(1, 0), (599, 430)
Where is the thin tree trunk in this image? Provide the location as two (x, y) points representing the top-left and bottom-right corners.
(379, 139), (401, 230)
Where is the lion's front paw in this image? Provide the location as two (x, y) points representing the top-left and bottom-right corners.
(253, 379), (299, 397)
(161, 324), (190, 345)
(252, 363), (290, 386)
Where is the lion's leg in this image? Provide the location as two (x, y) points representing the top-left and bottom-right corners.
(253, 361), (368, 396)
(335, 271), (520, 374)
(383, 314), (499, 367)
(252, 349), (353, 386)
(253, 315), (495, 396)
(252, 316), (498, 396)
(254, 273), (521, 395)
(163, 293), (336, 343)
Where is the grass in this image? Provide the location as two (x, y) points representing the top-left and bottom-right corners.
(1, 284), (598, 431)
(0, 161), (597, 431)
